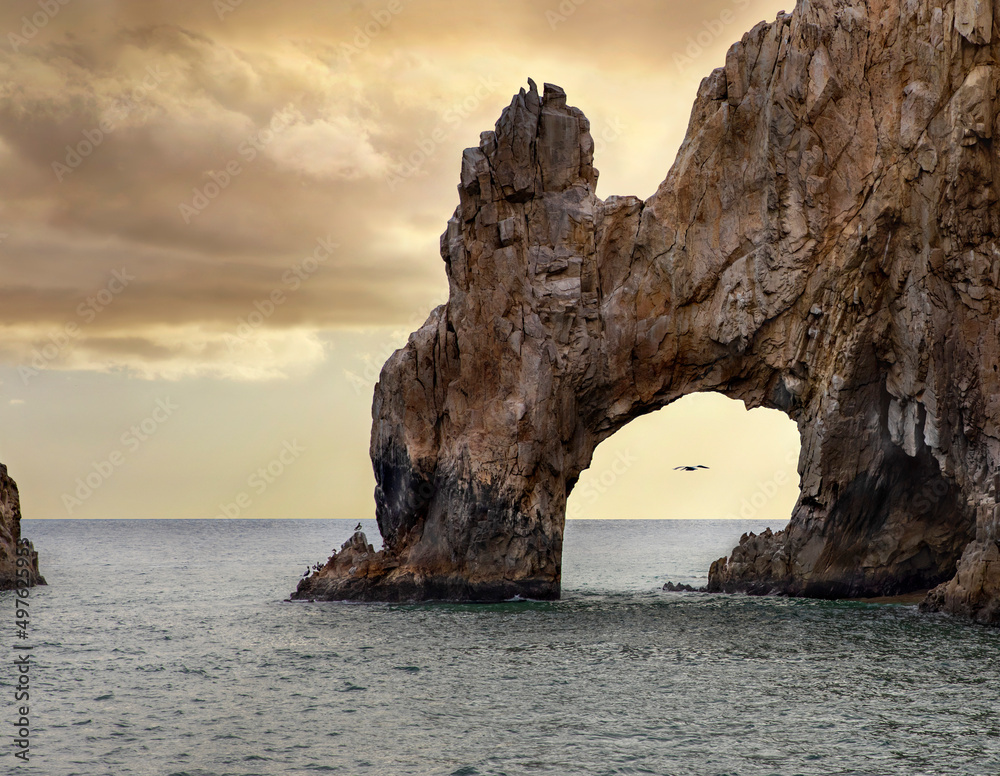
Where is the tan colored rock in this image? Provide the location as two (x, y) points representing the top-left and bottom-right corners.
(297, 1), (1000, 624)
(955, 0), (992, 46)
(0, 464), (45, 590)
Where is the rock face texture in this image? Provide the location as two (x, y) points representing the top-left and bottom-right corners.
(0, 464), (45, 590)
(297, 0), (1000, 624)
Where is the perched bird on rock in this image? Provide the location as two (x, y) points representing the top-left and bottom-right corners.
(354, 522), (363, 531)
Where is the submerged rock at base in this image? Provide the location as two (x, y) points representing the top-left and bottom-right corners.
(0, 464), (45, 590)
(297, 1), (1000, 624)
(293, 529), (558, 602)
(920, 503), (1000, 626)
(662, 582), (701, 593)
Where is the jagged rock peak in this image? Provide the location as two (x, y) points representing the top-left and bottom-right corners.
(460, 78), (597, 217)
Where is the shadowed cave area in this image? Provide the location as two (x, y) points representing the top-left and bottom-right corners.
(296, 0), (1000, 625)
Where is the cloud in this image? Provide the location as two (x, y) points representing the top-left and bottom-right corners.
(0, 0), (784, 380)
(264, 111), (390, 180)
(0, 322), (330, 382)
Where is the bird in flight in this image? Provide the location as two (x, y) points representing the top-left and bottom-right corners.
(354, 522), (363, 531)
(674, 465), (710, 471)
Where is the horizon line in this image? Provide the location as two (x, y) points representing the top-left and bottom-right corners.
(20, 515), (788, 521)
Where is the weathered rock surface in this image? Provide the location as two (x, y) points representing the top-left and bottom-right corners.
(294, 531), (377, 600)
(297, 0), (1000, 623)
(0, 464), (45, 590)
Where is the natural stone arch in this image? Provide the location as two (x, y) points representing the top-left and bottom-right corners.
(296, 0), (1000, 624)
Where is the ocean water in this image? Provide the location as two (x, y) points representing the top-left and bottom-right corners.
(3, 518), (999, 776)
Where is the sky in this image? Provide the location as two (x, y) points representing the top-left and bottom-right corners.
(0, 0), (800, 523)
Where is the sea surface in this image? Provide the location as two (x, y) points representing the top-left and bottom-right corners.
(3, 518), (999, 776)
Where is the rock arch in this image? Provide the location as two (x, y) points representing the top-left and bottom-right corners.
(296, 0), (1000, 624)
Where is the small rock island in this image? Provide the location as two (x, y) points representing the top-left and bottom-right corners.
(1, 464), (45, 590)
(296, 0), (1000, 625)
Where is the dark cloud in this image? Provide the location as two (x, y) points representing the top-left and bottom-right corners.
(0, 0), (782, 379)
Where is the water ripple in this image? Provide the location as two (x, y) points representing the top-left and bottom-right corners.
(9, 518), (1000, 776)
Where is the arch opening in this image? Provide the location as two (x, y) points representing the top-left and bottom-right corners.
(560, 392), (801, 593)
(567, 392), (800, 523)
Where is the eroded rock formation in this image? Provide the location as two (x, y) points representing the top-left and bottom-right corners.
(0, 464), (45, 590)
(296, 0), (1000, 624)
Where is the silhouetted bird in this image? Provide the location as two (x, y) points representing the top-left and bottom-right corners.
(303, 567), (310, 577)
(674, 465), (710, 471)
(354, 522), (363, 531)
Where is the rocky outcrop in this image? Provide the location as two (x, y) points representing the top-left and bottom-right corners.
(662, 582), (700, 592)
(0, 464), (45, 590)
(297, 0), (1000, 623)
(294, 532), (378, 600)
